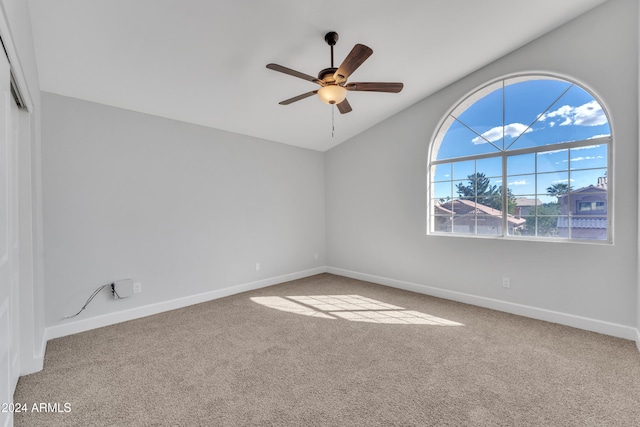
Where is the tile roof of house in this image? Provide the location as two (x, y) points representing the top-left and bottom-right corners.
(515, 197), (542, 207)
(558, 184), (607, 197)
(435, 199), (526, 226)
(556, 217), (607, 229)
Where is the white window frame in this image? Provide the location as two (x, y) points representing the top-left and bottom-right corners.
(427, 74), (613, 244)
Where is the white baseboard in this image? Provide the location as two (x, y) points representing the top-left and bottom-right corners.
(17, 334), (46, 377)
(42, 265), (640, 352)
(328, 267), (640, 345)
(45, 267), (327, 342)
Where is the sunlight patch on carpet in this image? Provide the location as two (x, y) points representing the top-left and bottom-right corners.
(250, 296), (336, 319)
(251, 295), (464, 326)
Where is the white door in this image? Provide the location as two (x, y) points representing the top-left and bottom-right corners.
(0, 48), (18, 427)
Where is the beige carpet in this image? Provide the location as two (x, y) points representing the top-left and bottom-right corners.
(14, 273), (640, 426)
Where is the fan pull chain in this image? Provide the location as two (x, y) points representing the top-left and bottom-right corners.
(332, 104), (335, 138)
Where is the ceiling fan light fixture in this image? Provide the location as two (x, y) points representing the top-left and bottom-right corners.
(317, 85), (347, 105)
(266, 32), (402, 114)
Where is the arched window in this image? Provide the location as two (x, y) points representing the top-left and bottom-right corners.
(428, 75), (611, 242)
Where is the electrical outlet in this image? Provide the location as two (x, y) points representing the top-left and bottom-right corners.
(502, 277), (511, 288)
(133, 282), (142, 294)
(113, 279), (134, 298)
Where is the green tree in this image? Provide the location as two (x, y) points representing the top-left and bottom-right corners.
(455, 172), (497, 199)
(525, 203), (560, 237)
(519, 183), (570, 237)
(546, 183), (572, 198)
(501, 186), (517, 214)
(455, 172), (516, 214)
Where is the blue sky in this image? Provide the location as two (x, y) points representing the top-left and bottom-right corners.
(432, 79), (610, 203)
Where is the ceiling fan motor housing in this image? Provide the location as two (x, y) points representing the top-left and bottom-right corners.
(318, 67), (338, 84)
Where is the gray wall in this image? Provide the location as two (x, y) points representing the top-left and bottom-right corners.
(326, 0), (639, 331)
(637, 0), (640, 342)
(42, 93), (325, 328)
(39, 0), (640, 343)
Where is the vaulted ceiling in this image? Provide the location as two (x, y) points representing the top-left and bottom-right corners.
(27, 0), (607, 151)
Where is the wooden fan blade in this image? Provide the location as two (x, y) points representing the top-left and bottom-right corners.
(345, 82), (404, 93)
(337, 98), (352, 114)
(279, 90), (318, 105)
(333, 44), (373, 84)
(266, 63), (321, 85)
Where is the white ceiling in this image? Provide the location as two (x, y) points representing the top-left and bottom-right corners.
(27, 0), (607, 152)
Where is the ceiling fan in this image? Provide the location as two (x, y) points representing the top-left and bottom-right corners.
(266, 31), (403, 114)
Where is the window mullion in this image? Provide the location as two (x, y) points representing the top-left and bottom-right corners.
(567, 151), (571, 239)
(502, 155), (508, 236)
(534, 153), (538, 237)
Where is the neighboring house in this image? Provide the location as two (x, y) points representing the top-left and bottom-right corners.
(514, 198), (542, 217)
(557, 176), (608, 240)
(434, 199), (526, 235)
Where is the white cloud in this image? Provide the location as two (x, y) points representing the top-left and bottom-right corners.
(572, 155), (603, 162)
(508, 179), (527, 186)
(538, 148), (566, 155)
(588, 134), (610, 140)
(541, 104), (573, 120)
(573, 101), (607, 126)
(560, 155), (604, 163)
(572, 144), (600, 150)
(539, 100), (607, 127)
(472, 123), (532, 144)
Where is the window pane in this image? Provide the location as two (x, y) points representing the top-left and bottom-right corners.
(508, 174), (535, 197)
(577, 201), (606, 212)
(514, 198), (540, 219)
(537, 149), (568, 173)
(438, 118), (502, 160)
(510, 216), (535, 237)
(432, 214), (453, 233)
(540, 215), (564, 238)
(453, 180), (469, 198)
(568, 192), (607, 217)
(538, 172), (570, 197)
(433, 182), (453, 200)
(432, 163), (452, 182)
(513, 85), (610, 150)
(549, 85), (610, 137)
(537, 202), (561, 216)
(451, 216), (476, 235)
(477, 196), (502, 213)
(475, 216), (502, 235)
(504, 78), (573, 151)
(569, 145), (607, 170)
(476, 157), (502, 179)
(508, 153), (535, 175)
(566, 216), (608, 241)
(504, 78), (571, 126)
(455, 174), (501, 199)
(452, 160), (476, 181)
(570, 168), (607, 190)
(452, 199), (473, 213)
(456, 86), (504, 150)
